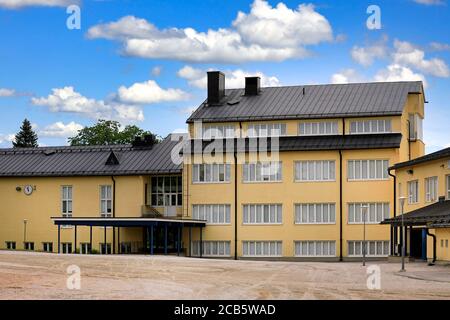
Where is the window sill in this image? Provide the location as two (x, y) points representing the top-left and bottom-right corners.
(242, 223), (283, 226)
(294, 180), (336, 183)
(242, 181), (283, 184)
(295, 222), (336, 225)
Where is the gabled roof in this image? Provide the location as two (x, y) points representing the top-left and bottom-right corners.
(390, 146), (450, 170)
(187, 133), (402, 153)
(382, 200), (450, 227)
(187, 81), (423, 123)
(0, 135), (182, 177)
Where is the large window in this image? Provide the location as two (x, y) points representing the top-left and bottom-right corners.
(409, 113), (423, 141)
(151, 176), (182, 207)
(347, 159), (389, 180)
(200, 125), (235, 139)
(243, 162), (282, 182)
(425, 176), (438, 203)
(294, 241), (336, 257)
(192, 204), (231, 224)
(243, 204), (282, 224)
(447, 175), (450, 199)
(242, 241), (282, 257)
(298, 121), (338, 136)
(247, 123), (286, 137)
(294, 160), (336, 181)
(350, 119), (392, 134)
(408, 180), (419, 204)
(192, 163), (231, 183)
(348, 241), (390, 257)
(61, 186), (73, 217)
(295, 203), (336, 224)
(192, 241), (231, 257)
(100, 185), (112, 217)
(348, 203), (390, 224)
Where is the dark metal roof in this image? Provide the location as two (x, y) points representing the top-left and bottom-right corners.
(382, 200), (450, 227)
(187, 81), (424, 123)
(390, 147), (450, 170)
(186, 133), (402, 154)
(0, 135), (182, 177)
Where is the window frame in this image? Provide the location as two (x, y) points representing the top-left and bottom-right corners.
(349, 119), (392, 134)
(61, 185), (73, 217)
(425, 176), (438, 203)
(191, 241), (231, 257)
(242, 204), (283, 225)
(294, 241), (336, 257)
(294, 160), (336, 182)
(100, 185), (113, 217)
(242, 241), (283, 257)
(247, 123), (287, 138)
(294, 203), (336, 224)
(242, 161), (282, 183)
(407, 180), (419, 204)
(347, 240), (390, 257)
(347, 159), (389, 181)
(192, 163), (231, 184)
(42, 242), (53, 252)
(298, 121), (339, 136)
(192, 204), (231, 225)
(347, 202), (390, 224)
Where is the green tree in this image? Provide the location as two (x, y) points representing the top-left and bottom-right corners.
(13, 118), (38, 148)
(68, 119), (160, 146)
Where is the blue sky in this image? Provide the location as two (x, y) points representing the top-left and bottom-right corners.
(0, 0), (449, 152)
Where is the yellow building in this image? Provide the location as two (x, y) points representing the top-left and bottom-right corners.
(383, 147), (450, 263)
(0, 71), (431, 261)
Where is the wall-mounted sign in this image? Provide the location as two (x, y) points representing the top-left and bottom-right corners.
(24, 185), (34, 195)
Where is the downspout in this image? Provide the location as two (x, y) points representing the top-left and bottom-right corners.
(339, 118), (345, 261)
(406, 119), (411, 161)
(426, 229), (436, 264)
(388, 168), (397, 255)
(111, 176), (116, 218)
(234, 122), (242, 260)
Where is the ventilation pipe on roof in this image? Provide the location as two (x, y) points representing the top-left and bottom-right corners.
(207, 71), (225, 104)
(245, 77), (260, 96)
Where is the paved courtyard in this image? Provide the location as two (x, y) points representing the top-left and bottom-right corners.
(0, 251), (449, 300)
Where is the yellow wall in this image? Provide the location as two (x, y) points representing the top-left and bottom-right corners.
(0, 175), (146, 253)
(395, 156), (450, 262)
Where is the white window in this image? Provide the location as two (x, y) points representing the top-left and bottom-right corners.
(425, 176), (438, 203)
(243, 204), (282, 224)
(61, 186), (73, 217)
(349, 119), (392, 134)
(348, 241), (390, 257)
(151, 176), (182, 207)
(192, 241), (231, 257)
(347, 160), (389, 180)
(42, 242), (53, 252)
(298, 121), (338, 136)
(294, 160), (336, 181)
(6, 241), (16, 250)
(61, 242), (72, 254)
(447, 175), (450, 199)
(24, 242), (34, 251)
(80, 243), (91, 254)
(243, 162), (282, 182)
(192, 163), (231, 183)
(348, 203), (390, 224)
(242, 241), (282, 257)
(295, 203), (336, 224)
(408, 180), (419, 204)
(100, 185), (112, 217)
(294, 241), (336, 257)
(409, 114), (423, 141)
(201, 125), (235, 139)
(192, 204), (231, 224)
(247, 123), (287, 137)
(100, 243), (112, 254)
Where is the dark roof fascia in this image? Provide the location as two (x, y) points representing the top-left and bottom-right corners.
(0, 169), (182, 178)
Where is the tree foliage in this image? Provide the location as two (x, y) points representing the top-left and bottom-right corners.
(68, 119), (160, 146)
(13, 118), (38, 148)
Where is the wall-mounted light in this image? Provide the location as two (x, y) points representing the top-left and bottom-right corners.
(407, 169), (414, 175)
(16, 186), (22, 192)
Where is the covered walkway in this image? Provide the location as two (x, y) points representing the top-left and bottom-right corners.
(51, 217), (206, 257)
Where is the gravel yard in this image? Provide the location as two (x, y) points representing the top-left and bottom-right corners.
(0, 251), (449, 300)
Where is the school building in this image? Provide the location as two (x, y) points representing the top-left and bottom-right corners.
(1, 71), (447, 262)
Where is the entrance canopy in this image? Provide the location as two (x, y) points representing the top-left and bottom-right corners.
(382, 199), (450, 227)
(51, 217), (206, 228)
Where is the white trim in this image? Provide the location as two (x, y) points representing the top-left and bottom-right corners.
(294, 240), (336, 257)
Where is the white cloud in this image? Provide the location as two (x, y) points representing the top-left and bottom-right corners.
(330, 69), (365, 84)
(392, 40), (449, 77)
(151, 66), (162, 76)
(232, 0), (333, 47)
(351, 38), (388, 66)
(177, 65), (281, 89)
(413, 0), (445, 5)
(0, 133), (14, 144)
(429, 42), (450, 51)
(0, 88), (16, 97)
(374, 64), (427, 86)
(31, 86), (144, 122)
(117, 80), (189, 104)
(87, 0), (334, 63)
(39, 121), (84, 138)
(0, 0), (77, 9)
